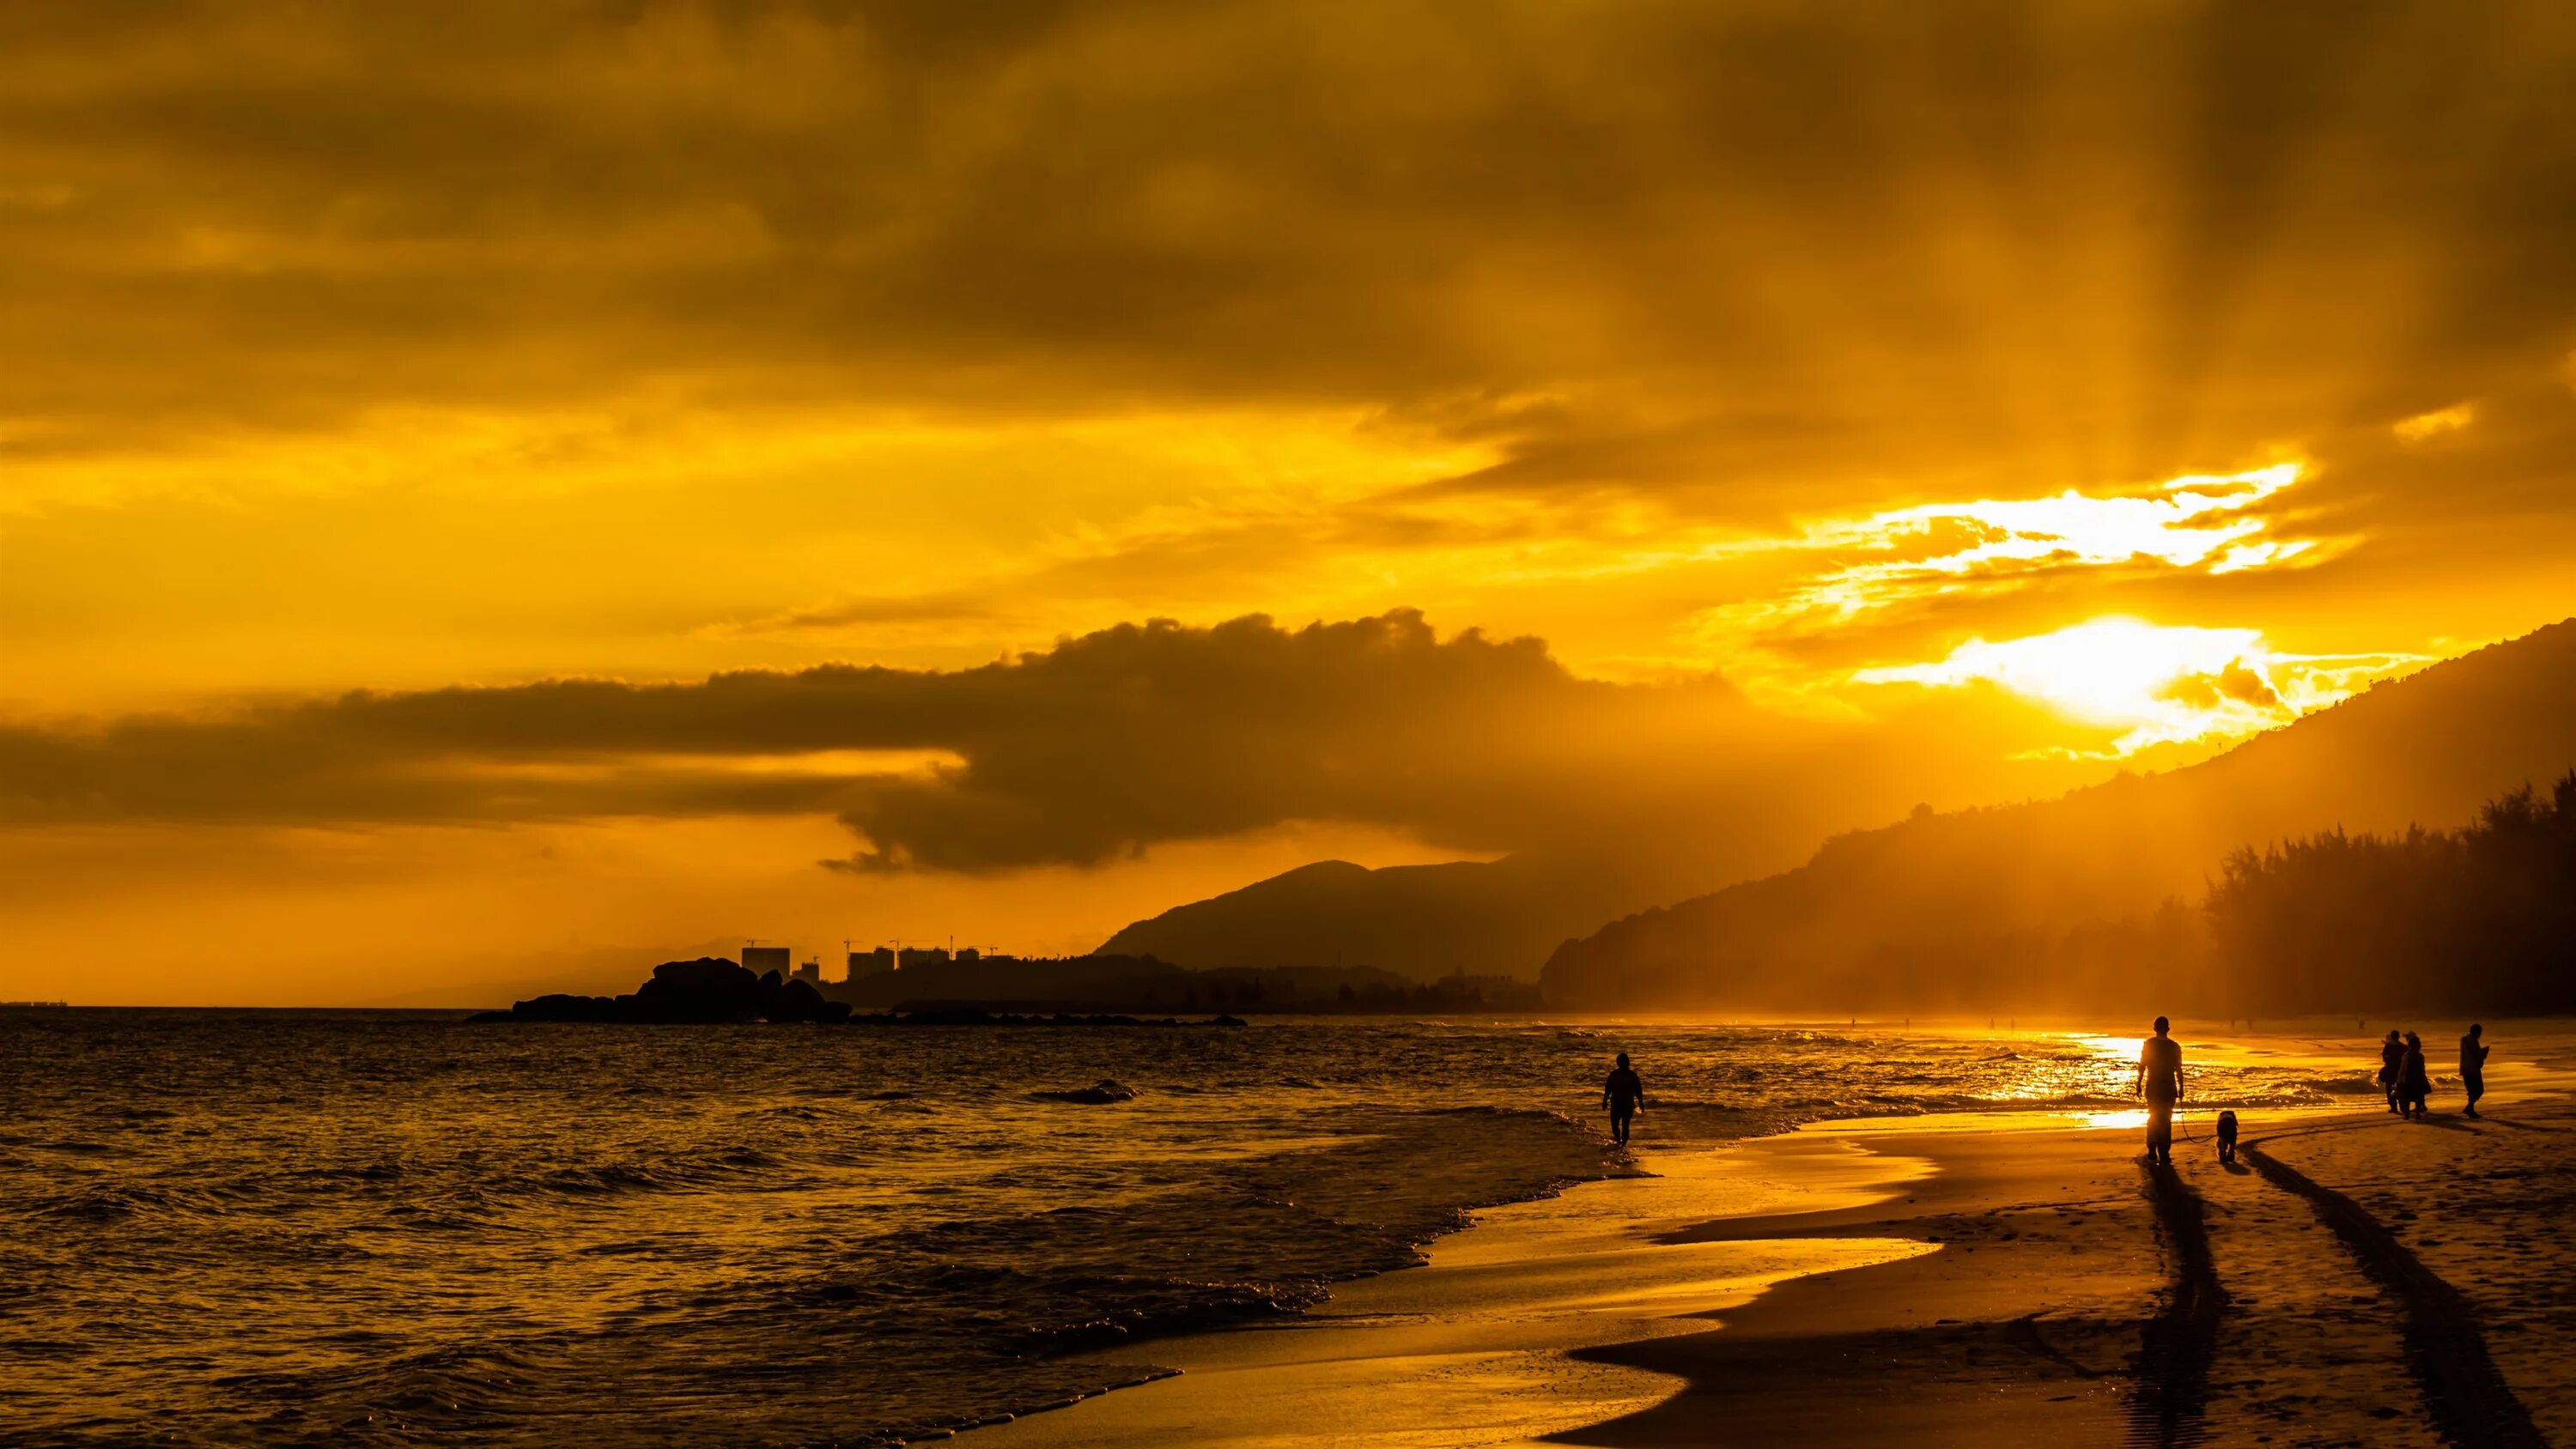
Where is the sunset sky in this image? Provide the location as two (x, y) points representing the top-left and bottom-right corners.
(7, 2), (2576, 1003)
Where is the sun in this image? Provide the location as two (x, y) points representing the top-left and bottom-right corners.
(1902, 619), (2269, 726)
(1855, 617), (2413, 755)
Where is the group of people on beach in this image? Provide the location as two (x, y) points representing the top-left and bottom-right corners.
(2127, 1016), (2499, 1165)
(1596, 1020), (2500, 1160)
(2378, 1023), (2489, 1119)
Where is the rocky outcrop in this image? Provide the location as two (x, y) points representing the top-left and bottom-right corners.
(1030, 1080), (1142, 1104)
(466, 961), (1255, 1027)
(471, 958), (853, 1024)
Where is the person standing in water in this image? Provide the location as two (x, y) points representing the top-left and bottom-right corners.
(2379, 1029), (2406, 1114)
(2133, 1017), (2184, 1167)
(1602, 1052), (1646, 1146)
(2461, 1024), (2491, 1118)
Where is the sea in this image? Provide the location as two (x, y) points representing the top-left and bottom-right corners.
(0, 1009), (2390, 1446)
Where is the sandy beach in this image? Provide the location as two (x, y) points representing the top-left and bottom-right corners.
(973, 1061), (2576, 1449)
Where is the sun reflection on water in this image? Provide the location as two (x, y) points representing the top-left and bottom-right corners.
(2080, 1034), (2147, 1063)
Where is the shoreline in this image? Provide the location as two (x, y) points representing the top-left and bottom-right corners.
(969, 1091), (2576, 1449)
(969, 1128), (1946, 1449)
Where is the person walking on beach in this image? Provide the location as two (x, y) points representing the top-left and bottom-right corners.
(1602, 1052), (1646, 1146)
(2134, 1017), (2184, 1167)
(2397, 1031), (2433, 1119)
(2379, 1029), (2405, 1114)
(2461, 1024), (2491, 1118)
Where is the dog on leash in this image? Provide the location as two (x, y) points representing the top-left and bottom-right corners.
(2215, 1109), (2239, 1164)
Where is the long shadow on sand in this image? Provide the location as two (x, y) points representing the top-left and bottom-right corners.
(1542, 1313), (2132, 1447)
(2240, 1136), (2545, 1449)
(2126, 1161), (2225, 1448)
(2478, 1115), (2571, 1135)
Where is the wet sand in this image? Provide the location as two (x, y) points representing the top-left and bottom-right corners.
(974, 1088), (2576, 1449)
(969, 1134), (1941, 1448)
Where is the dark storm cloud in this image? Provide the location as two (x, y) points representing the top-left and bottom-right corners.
(9, 1), (2576, 518)
(1, 609), (2114, 873)
(0, 612), (1804, 869)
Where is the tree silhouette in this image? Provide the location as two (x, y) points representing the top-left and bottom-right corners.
(2204, 772), (2576, 1013)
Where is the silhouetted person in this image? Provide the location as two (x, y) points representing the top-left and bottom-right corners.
(2460, 1024), (2489, 1118)
(2398, 1031), (2432, 1119)
(2134, 1017), (2184, 1167)
(1603, 1052), (1646, 1146)
(2379, 1030), (2405, 1114)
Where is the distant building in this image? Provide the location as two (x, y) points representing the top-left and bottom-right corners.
(742, 945), (791, 978)
(849, 947), (895, 981)
(897, 946), (951, 971)
(793, 958), (822, 985)
(957, 947), (981, 965)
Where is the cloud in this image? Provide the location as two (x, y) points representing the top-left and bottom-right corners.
(1801, 463), (2319, 596)
(8, 0), (2576, 523)
(2393, 403), (2476, 442)
(1669, 462), (2357, 685)
(0, 613), (1702, 865)
(708, 591), (1005, 637)
(2161, 662), (2283, 713)
(0, 608), (2177, 877)
(7, 0), (2573, 720)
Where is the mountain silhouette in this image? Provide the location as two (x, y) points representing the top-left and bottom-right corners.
(1541, 617), (2576, 1012)
(1095, 853), (1698, 980)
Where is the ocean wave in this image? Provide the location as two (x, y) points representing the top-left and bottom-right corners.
(279, 1161), (411, 1186)
(528, 1144), (792, 1197)
(26, 1184), (173, 1223)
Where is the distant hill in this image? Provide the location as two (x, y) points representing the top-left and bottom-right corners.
(1541, 617), (2576, 1014)
(1092, 662), (2249, 981)
(1096, 853), (1693, 980)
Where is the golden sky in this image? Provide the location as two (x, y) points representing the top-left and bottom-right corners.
(6, 2), (2576, 1003)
